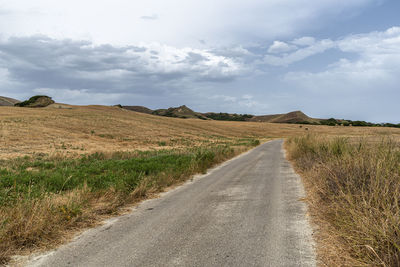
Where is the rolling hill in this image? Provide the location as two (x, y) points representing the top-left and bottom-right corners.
(0, 96), (20, 106)
(249, 111), (318, 124)
(122, 105), (153, 114)
(152, 105), (208, 120)
(1, 105), (393, 160)
(121, 104), (316, 124)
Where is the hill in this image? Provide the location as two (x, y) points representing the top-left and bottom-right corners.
(117, 103), (318, 123)
(249, 111), (317, 124)
(152, 105), (208, 120)
(0, 105), (397, 159)
(0, 96), (20, 106)
(115, 104), (399, 127)
(15, 95), (55, 108)
(122, 105), (153, 114)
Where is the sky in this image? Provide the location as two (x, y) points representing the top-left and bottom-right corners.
(0, 0), (399, 122)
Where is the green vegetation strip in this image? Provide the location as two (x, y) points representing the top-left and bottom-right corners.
(286, 135), (400, 266)
(0, 140), (259, 264)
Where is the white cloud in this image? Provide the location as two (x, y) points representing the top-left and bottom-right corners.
(267, 41), (296, 54)
(292, 36), (315, 46)
(209, 95), (237, 102)
(285, 27), (400, 87)
(238, 95), (263, 109)
(263, 26), (400, 67)
(208, 94), (267, 110)
(264, 39), (335, 66)
(338, 26), (400, 55)
(140, 14), (159, 20)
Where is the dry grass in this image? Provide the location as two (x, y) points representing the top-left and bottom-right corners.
(1, 105), (399, 159)
(286, 134), (400, 266)
(2, 185), (139, 265)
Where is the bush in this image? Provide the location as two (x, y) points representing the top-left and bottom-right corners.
(320, 118), (338, 126)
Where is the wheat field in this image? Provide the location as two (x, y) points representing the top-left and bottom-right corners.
(1, 105), (399, 159)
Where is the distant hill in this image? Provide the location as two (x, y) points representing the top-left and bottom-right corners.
(120, 104), (317, 124)
(0, 96), (20, 106)
(122, 106), (153, 114)
(15, 95), (55, 108)
(153, 105), (208, 120)
(249, 111), (317, 124)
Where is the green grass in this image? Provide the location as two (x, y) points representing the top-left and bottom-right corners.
(0, 146), (240, 206)
(0, 141), (260, 264)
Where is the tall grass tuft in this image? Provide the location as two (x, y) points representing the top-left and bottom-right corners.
(286, 135), (400, 266)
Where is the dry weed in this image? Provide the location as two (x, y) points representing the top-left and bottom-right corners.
(286, 135), (400, 266)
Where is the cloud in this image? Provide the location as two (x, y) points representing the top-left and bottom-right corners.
(33, 88), (126, 105)
(140, 14), (158, 20)
(264, 26), (400, 67)
(267, 41), (296, 54)
(285, 27), (400, 87)
(263, 26), (400, 67)
(338, 26), (400, 55)
(291, 36), (315, 46)
(238, 94), (259, 108)
(0, 0), (380, 46)
(264, 39), (335, 66)
(0, 35), (245, 101)
(209, 95), (237, 103)
(209, 94), (267, 110)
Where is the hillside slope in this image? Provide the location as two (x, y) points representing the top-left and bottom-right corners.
(153, 105), (208, 119)
(250, 111), (317, 123)
(121, 104), (318, 124)
(0, 96), (20, 106)
(1, 105), (397, 159)
(122, 106), (153, 114)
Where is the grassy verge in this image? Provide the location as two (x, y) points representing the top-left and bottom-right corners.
(285, 135), (400, 266)
(0, 140), (260, 264)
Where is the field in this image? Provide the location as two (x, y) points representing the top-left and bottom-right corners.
(1, 105), (400, 265)
(2, 105), (398, 159)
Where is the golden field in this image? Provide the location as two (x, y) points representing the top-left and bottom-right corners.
(1, 104), (399, 159)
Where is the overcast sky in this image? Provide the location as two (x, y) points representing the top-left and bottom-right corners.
(0, 0), (399, 122)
